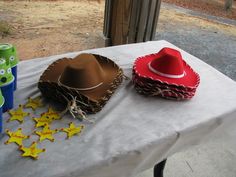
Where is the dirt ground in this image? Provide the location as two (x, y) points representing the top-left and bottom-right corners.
(0, 0), (105, 60)
(0, 0), (235, 60)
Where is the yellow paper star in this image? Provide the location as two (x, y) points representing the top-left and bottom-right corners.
(41, 107), (61, 120)
(35, 125), (58, 142)
(61, 122), (84, 139)
(19, 142), (45, 160)
(33, 116), (53, 128)
(8, 105), (30, 123)
(5, 128), (30, 146)
(24, 97), (43, 110)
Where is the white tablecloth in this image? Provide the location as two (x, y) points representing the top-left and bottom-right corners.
(1, 40), (236, 177)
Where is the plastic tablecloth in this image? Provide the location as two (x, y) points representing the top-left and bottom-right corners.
(1, 40), (236, 177)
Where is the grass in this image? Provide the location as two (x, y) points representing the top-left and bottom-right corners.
(0, 20), (11, 38)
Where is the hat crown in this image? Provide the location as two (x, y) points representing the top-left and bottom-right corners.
(149, 48), (184, 78)
(60, 54), (105, 89)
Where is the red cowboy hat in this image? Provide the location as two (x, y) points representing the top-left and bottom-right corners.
(133, 47), (200, 88)
(132, 73), (196, 100)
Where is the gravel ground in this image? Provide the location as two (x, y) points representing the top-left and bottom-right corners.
(156, 3), (236, 80)
(163, 0), (236, 20)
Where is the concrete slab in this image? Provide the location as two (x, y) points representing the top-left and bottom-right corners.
(137, 139), (236, 177)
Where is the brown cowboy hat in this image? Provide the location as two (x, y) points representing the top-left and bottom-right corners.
(38, 53), (123, 113)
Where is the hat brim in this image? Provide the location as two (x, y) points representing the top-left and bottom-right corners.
(38, 54), (123, 111)
(133, 53), (200, 88)
(132, 73), (196, 93)
(133, 74), (196, 100)
(132, 70), (197, 92)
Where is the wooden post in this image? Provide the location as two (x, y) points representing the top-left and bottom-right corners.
(103, 0), (162, 46)
(225, 0), (233, 10)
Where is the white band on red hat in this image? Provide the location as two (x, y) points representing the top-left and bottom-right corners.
(148, 62), (185, 79)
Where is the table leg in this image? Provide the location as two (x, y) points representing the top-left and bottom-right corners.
(153, 159), (167, 177)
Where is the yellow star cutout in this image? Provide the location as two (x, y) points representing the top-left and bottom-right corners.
(5, 128), (30, 146)
(8, 105), (30, 123)
(24, 97), (43, 110)
(35, 125), (58, 142)
(41, 107), (61, 120)
(33, 116), (53, 128)
(19, 142), (45, 160)
(61, 122), (84, 139)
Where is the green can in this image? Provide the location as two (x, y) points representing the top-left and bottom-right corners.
(0, 43), (19, 90)
(0, 57), (14, 112)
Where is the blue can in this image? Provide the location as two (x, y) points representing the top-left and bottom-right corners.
(0, 56), (15, 113)
(11, 65), (17, 90)
(0, 90), (5, 133)
(1, 79), (14, 113)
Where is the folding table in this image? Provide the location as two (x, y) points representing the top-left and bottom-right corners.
(1, 40), (236, 177)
